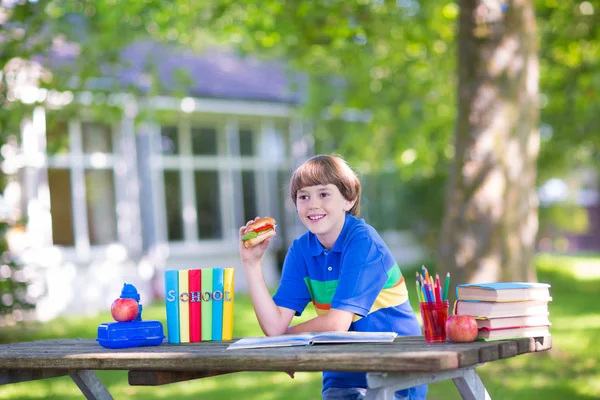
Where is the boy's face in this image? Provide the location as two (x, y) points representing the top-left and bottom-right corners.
(296, 184), (356, 247)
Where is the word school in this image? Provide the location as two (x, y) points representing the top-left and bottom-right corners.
(167, 290), (233, 302)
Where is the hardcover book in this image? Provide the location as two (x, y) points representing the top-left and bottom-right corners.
(222, 268), (235, 340)
(212, 268), (224, 341)
(454, 299), (549, 318)
(178, 270), (190, 343)
(456, 282), (551, 302)
(476, 314), (551, 330)
(477, 325), (551, 341)
(227, 331), (398, 350)
(201, 268), (214, 341)
(164, 270), (180, 344)
(188, 269), (202, 342)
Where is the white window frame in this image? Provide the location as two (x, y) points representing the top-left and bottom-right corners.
(46, 118), (124, 261)
(149, 114), (291, 256)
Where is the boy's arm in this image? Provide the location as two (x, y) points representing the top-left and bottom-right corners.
(240, 219), (296, 336)
(239, 219), (295, 336)
(245, 261), (296, 336)
(286, 308), (353, 334)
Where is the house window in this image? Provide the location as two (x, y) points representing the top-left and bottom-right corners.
(82, 122), (112, 153)
(241, 170), (257, 222)
(46, 119), (119, 248)
(239, 128), (254, 156)
(85, 169), (117, 245)
(191, 127), (217, 155)
(155, 119), (289, 245)
(194, 171), (221, 239)
(48, 169), (75, 246)
(239, 126), (257, 222)
(46, 120), (69, 155)
(159, 123), (223, 242)
(163, 170), (184, 241)
(160, 126), (179, 155)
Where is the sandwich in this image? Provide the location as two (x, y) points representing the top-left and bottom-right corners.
(241, 217), (277, 248)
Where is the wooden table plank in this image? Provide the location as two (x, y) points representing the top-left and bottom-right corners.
(0, 369), (75, 384)
(128, 370), (237, 386)
(0, 336), (552, 374)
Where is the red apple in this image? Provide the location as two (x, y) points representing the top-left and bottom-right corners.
(111, 298), (138, 322)
(446, 315), (478, 343)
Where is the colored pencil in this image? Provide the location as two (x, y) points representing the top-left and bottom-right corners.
(416, 272), (422, 303)
(443, 272), (451, 301)
(435, 274), (442, 302)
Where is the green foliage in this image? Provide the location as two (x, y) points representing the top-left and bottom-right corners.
(0, 221), (35, 323)
(536, 0), (600, 181)
(204, 1), (457, 172)
(2, 1), (599, 178)
(539, 204), (590, 235)
(362, 171), (447, 252)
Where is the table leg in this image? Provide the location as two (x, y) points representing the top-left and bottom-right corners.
(452, 368), (491, 400)
(364, 387), (394, 400)
(366, 366), (492, 400)
(70, 370), (114, 400)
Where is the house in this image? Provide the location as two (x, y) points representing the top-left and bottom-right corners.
(3, 42), (313, 321)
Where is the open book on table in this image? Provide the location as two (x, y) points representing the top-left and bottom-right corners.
(227, 331), (398, 350)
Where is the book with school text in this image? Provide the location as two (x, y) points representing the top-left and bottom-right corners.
(212, 268), (224, 341)
(188, 269), (202, 342)
(164, 270), (180, 344)
(178, 270), (190, 343)
(222, 268), (235, 340)
(227, 331), (398, 350)
(201, 268), (213, 341)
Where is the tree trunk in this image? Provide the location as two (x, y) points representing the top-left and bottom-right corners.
(438, 0), (540, 302)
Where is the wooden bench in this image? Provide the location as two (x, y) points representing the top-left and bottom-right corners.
(0, 335), (552, 399)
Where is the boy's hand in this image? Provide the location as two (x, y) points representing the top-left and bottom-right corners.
(239, 217), (272, 267)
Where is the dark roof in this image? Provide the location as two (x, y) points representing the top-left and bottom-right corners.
(119, 41), (303, 103)
(46, 39), (304, 104)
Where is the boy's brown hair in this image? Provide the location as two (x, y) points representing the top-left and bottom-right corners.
(289, 154), (361, 216)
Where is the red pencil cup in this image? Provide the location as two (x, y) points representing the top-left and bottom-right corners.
(419, 300), (449, 343)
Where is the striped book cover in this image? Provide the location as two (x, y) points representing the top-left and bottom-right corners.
(164, 270), (180, 344)
(222, 267), (235, 340)
(201, 268), (213, 341)
(212, 268), (224, 341)
(188, 269), (202, 342)
(178, 270), (190, 343)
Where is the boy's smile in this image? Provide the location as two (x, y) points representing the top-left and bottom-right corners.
(296, 184), (356, 249)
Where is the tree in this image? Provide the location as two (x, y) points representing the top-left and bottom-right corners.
(2, 1), (597, 295)
(438, 1), (539, 295)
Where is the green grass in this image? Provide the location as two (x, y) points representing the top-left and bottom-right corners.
(1, 254), (600, 399)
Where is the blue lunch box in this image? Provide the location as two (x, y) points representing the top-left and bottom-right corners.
(97, 320), (165, 349)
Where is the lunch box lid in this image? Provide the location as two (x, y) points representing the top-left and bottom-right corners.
(97, 320), (165, 349)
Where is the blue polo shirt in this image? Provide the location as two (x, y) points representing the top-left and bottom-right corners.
(273, 213), (422, 391)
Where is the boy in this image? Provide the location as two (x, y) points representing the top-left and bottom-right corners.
(239, 154), (427, 400)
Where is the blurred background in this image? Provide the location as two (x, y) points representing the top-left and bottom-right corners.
(0, 0), (599, 399)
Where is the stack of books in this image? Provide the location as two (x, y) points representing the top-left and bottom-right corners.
(454, 282), (552, 341)
(164, 268), (235, 344)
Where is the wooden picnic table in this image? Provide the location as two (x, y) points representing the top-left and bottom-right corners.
(0, 335), (551, 400)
